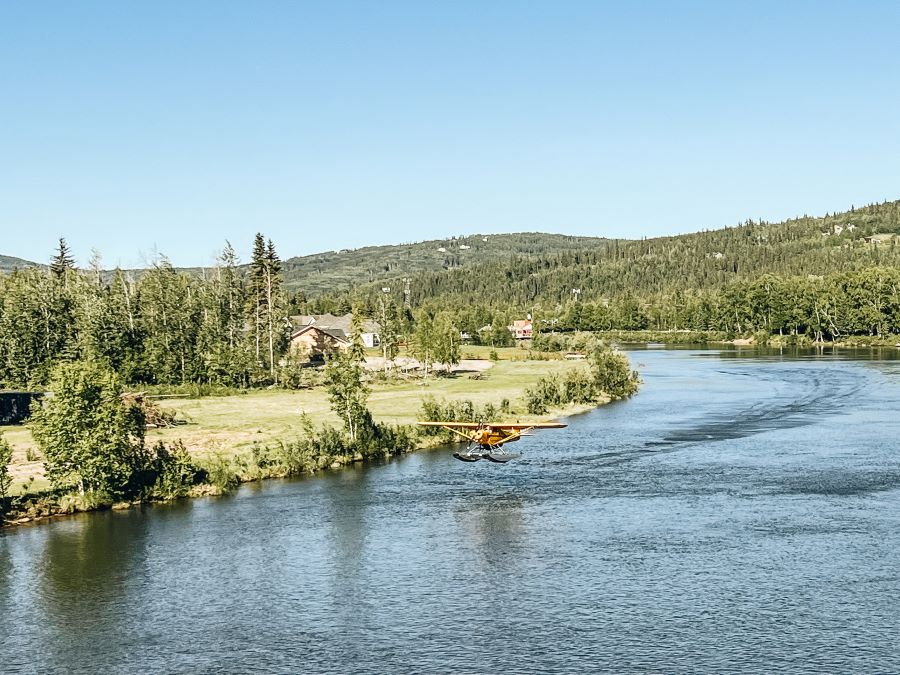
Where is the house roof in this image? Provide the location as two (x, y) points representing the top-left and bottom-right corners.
(289, 313), (380, 334)
(289, 324), (350, 343)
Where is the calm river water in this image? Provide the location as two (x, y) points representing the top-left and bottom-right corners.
(3, 348), (900, 674)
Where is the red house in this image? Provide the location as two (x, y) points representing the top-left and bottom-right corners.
(509, 319), (533, 340)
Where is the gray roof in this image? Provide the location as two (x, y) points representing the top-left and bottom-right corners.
(289, 313), (379, 334)
(290, 324), (349, 343)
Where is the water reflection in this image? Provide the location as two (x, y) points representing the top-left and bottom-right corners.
(455, 493), (526, 568)
(320, 464), (374, 632)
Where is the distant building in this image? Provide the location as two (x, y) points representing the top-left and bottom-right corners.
(288, 325), (350, 359)
(290, 313), (381, 349)
(509, 319), (533, 340)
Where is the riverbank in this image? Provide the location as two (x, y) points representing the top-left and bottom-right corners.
(0, 357), (602, 527)
(590, 329), (900, 349)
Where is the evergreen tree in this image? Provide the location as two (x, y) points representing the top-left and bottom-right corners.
(378, 296), (401, 369)
(248, 233), (268, 369)
(50, 237), (75, 284)
(348, 310), (366, 363)
(245, 234), (285, 382)
(264, 238), (285, 382)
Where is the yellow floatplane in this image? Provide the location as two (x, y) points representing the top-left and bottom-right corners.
(416, 421), (567, 463)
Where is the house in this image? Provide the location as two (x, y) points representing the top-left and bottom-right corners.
(509, 319), (533, 340)
(290, 313), (382, 349)
(289, 325), (350, 359)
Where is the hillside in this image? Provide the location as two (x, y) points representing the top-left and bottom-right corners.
(331, 200), (900, 308)
(0, 233), (606, 291)
(4, 199), (900, 306)
(0, 255), (38, 274)
(280, 233), (607, 294)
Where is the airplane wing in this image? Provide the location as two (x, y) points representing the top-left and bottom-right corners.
(488, 422), (567, 430)
(416, 421), (481, 428)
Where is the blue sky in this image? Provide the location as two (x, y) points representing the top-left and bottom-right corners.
(2, 1), (899, 267)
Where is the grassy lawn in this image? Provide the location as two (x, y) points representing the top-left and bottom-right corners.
(2, 359), (584, 494)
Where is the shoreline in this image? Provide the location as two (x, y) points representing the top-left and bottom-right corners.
(588, 329), (900, 350)
(0, 399), (603, 530)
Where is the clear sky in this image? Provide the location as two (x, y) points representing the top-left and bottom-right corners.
(2, 1), (899, 267)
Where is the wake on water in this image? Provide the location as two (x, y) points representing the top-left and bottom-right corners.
(547, 362), (868, 469)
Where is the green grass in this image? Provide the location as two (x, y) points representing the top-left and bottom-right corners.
(0, 424), (49, 495)
(2, 359), (586, 494)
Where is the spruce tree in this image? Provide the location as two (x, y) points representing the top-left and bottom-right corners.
(348, 310), (366, 363)
(264, 238), (284, 381)
(50, 237), (75, 281)
(248, 233), (268, 369)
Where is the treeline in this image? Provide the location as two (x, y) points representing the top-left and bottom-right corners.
(0, 236), (289, 388)
(304, 200), (900, 343)
(546, 267), (900, 342)
(0, 237), (516, 389)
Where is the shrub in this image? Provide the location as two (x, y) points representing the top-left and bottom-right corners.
(202, 455), (240, 493)
(524, 387), (548, 415)
(146, 441), (203, 499)
(563, 368), (596, 404)
(589, 344), (640, 399)
(523, 343), (639, 413)
(0, 434), (12, 499)
(30, 360), (148, 498)
(278, 350), (312, 390)
(524, 374), (563, 414)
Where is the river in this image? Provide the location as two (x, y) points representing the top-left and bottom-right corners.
(2, 348), (900, 673)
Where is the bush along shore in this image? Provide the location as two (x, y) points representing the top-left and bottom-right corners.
(1, 341), (639, 528)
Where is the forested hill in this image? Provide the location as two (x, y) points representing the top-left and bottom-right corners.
(0, 233), (606, 293)
(333, 200), (900, 308)
(0, 255), (38, 274)
(281, 233), (607, 294)
(4, 199), (900, 305)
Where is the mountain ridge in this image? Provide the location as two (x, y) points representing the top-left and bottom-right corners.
(4, 199), (900, 303)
